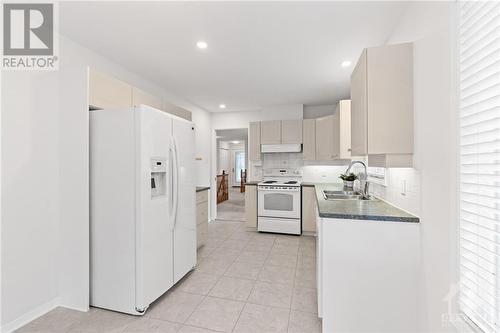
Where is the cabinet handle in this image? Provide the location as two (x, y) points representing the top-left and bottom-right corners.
(348, 148), (352, 152)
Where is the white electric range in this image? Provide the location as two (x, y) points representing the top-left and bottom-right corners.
(257, 168), (302, 235)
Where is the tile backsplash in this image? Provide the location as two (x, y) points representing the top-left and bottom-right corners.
(251, 152), (421, 217)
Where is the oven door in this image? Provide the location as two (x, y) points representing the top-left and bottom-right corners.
(258, 187), (300, 219)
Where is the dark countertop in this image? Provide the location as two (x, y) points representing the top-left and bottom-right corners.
(196, 186), (210, 192)
(245, 181), (259, 186)
(312, 183), (420, 223)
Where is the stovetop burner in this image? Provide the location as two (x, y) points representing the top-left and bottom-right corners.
(284, 181), (298, 184)
(263, 180), (277, 184)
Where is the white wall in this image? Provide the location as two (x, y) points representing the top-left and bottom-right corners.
(384, 2), (456, 331)
(191, 109), (212, 187)
(1, 71), (61, 330)
(1, 36), (213, 331)
(217, 141), (230, 174)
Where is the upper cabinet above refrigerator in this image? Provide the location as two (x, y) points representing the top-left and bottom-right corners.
(350, 42), (414, 167)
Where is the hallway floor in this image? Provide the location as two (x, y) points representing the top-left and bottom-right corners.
(216, 187), (245, 222)
(17, 221), (320, 333)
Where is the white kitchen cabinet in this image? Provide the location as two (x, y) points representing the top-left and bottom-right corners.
(249, 122), (261, 162)
(89, 69), (132, 109)
(245, 185), (257, 228)
(316, 206), (323, 318)
(315, 115), (336, 160)
(260, 120), (282, 144)
(302, 119), (316, 161)
(319, 217), (420, 331)
(132, 87), (163, 110)
(350, 50), (367, 157)
(350, 43), (414, 167)
(336, 100), (352, 159)
(196, 189), (209, 249)
(163, 101), (192, 121)
(281, 119), (303, 144)
(301, 186), (316, 234)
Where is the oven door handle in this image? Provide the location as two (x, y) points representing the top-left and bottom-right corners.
(258, 188), (300, 192)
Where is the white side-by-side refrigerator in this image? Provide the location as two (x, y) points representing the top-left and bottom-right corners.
(90, 105), (196, 315)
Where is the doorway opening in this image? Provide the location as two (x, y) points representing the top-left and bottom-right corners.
(215, 128), (248, 221)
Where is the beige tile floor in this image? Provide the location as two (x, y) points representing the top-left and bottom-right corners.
(17, 220), (321, 333)
(216, 188), (245, 222)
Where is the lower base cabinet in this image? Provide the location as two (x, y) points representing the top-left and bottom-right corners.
(245, 185), (257, 228)
(317, 214), (420, 332)
(302, 186), (317, 234)
(196, 189), (209, 248)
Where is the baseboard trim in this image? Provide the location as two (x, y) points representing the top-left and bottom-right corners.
(1, 297), (60, 333)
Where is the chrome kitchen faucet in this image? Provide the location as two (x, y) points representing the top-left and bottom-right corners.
(345, 160), (370, 198)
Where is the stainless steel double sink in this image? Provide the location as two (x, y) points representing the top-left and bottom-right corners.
(322, 190), (376, 201)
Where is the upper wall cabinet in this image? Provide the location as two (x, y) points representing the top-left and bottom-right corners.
(281, 119), (303, 144)
(261, 119), (303, 145)
(132, 87), (163, 110)
(163, 101), (192, 121)
(89, 69), (192, 121)
(249, 121), (261, 162)
(315, 115), (336, 160)
(260, 120), (282, 144)
(89, 69), (132, 109)
(303, 119), (316, 160)
(350, 42), (414, 167)
(303, 101), (351, 161)
(336, 100), (352, 160)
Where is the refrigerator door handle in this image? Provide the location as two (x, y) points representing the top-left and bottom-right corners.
(169, 136), (177, 229)
(171, 136), (180, 229)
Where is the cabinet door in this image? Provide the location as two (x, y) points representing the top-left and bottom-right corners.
(249, 122), (261, 161)
(302, 187), (316, 233)
(260, 120), (282, 144)
(332, 112), (340, 159)
(281, 119), (303, 144)
(164, 101), (192, 121)
(132, 87), (163, 110)
(338, 100), (352, 159)
(303, 119), (316, 161)
(367, 43), (413, 154)
(315, 115), (335, 160)
(89, 69), (132, 109)
(245, 186), (257, 228)
(350, 50), (367, 156)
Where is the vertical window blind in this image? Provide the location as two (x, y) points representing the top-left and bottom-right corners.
(459, 1), (500, 332)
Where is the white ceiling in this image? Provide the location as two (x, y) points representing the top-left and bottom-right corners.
(60, 1), (409, 113)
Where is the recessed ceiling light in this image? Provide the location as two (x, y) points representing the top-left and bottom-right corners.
(341, 60), (352, 67)
(232, 141), (240, 144)
(219, 104), (226, 109)
(196, 41), (208, 49)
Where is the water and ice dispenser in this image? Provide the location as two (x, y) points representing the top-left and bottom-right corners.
(150, 158), (167, 198)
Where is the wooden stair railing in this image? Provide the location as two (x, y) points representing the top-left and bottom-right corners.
(216, 171), (229, 204)
(240, 169), (247, 193)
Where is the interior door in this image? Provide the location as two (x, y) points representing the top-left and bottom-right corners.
(172, 118), (196, 283)
(232, 149), (245, 186)
(135, 106), (173, 310)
